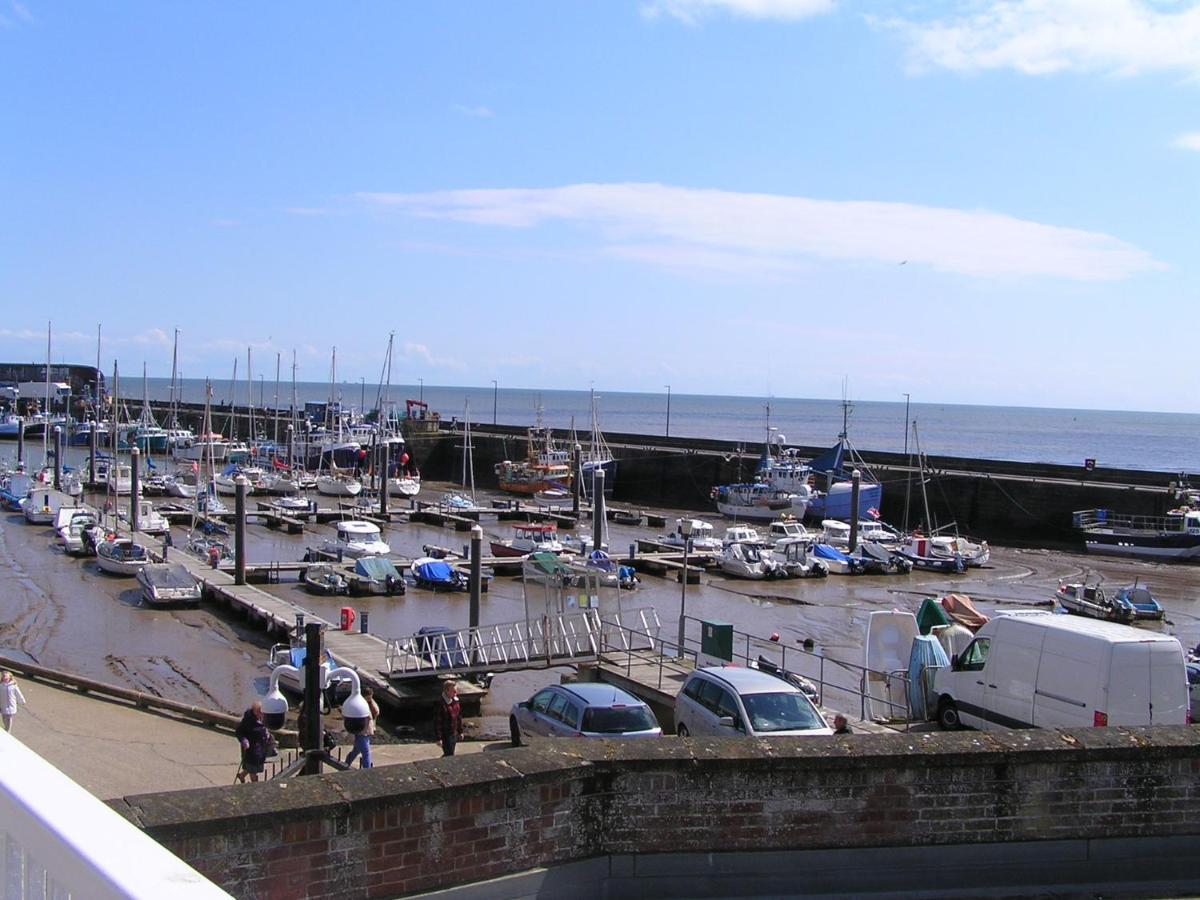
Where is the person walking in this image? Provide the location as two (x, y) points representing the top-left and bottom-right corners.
(434, 680), (463, 757)
(235, 700), (270, 782)
(1, 670), (26, 734)
(344, 687), (379, 769)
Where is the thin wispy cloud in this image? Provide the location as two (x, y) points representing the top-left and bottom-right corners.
(877, 0), (1200, 77)
(358, 182), (1162, 281)
(452, 104), (494, 118)
(401, 341), (466, 372)
(642, 0), (834, 24)
(1171, 131), (1200, 150)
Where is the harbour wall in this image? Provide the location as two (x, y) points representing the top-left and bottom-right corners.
(407, 425), (1181, 547)
(114, 727), (1200, 899)
(115, 403), (1185, 546)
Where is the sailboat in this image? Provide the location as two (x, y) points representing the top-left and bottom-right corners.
(95, 358), (150, 575)
(315, 348), (362, 497)
(185, 380), (232, 562)
(442, 399), (480, 512)
(164, 329), (194, 451)
(121, 363), (168, 452)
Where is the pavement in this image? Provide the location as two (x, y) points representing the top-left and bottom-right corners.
(4, 676), (494, 801)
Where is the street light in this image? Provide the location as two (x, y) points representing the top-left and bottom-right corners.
(676, 517), (693, 657)
(491, 380), (498, 425)
(665, 385), (671, 438)
(418, 378), (424, 403)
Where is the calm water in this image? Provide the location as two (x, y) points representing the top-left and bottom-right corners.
(134, 378), (1200, 474)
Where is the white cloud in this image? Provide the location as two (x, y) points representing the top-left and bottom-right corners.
(1171, 131), (1200, 149)
(642, 0), (833, 24)
(358, 182), (1162, 281)
(877, 0), (1200, 77)
(401, 342), (466, 371)
(452, 104), (494, 118)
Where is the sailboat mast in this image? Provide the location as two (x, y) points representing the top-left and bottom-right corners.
(912, 420), (933, 533)
(228, 357), (238, 440)
(43, 321), (51, 464)
(95, 324), (102, 421)
(169, 328), (179, 428)
(290, 351), (298, 470)
(246, 347), (254, 446)
(273, 352), (281, 446)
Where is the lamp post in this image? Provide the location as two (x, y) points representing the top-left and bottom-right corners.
(676, 517), (693, 657)
(665, 385), (671, 438)
(491, 380), (498, 425)
(418, 378), (424, 403)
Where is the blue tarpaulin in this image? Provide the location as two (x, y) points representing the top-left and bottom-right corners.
(414, 559), (454, 583)
(907, 635), (950, 721)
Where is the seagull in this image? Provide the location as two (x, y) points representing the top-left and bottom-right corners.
(899, 260), (908, 265)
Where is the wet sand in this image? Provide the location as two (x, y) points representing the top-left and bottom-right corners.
(2, 464), (1198, 741)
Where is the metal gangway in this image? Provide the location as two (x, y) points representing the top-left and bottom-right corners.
(384, 608), (664, 680)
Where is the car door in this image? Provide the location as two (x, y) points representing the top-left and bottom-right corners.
(522, 688), (557, 736)
(715, 688), (746, 734)
(543, 692), (571, 736)
(694, 679), (728, 734)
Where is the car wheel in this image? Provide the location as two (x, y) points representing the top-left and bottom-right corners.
(510, 716), (522, 747)
(676, 723), (689, 737)
(937, 698), (961, 730)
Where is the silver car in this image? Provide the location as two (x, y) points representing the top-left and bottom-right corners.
(509, 683), (662, 746)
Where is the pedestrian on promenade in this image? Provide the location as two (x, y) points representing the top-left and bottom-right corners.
(434, 681), (463, 757)
(833, 713), (853, 735)
(344, 687), (379, 769)
(235, 700), (270, 783)
(1, 670), (26, 734)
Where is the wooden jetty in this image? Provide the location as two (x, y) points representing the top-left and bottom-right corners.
(148, 539), (487, 716)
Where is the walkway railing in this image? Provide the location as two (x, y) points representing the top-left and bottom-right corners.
(0, 730), (228, 899)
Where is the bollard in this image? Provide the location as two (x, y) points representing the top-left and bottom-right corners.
(628, 542), (636, 564)
(592, 468), (606, 552)
(53, 426), (62, 491)
(130, 446), (141, 533)
(848, 469), (861, 553)
(234, 475), (247, 585)
(360, 610), (369, 634)
(469, 524), (482, 630)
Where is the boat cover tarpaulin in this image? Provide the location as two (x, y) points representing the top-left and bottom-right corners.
(141, 564), (198, 589)
(354, 556), (399, 580)
(527, 551), (573, 576)
(907, 634), (950, 721)
(414, 559), (455, 583)
(806, 441), (846, 477)
(917, 597), (951, 634)
(941, 593), (989, 631)
(812, 543), (851, 562)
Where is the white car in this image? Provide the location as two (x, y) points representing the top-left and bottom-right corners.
(674, 666), (832, 738)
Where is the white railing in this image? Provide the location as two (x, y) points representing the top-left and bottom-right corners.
(385, 609), (605, 677)
(0, 730), (229, 899)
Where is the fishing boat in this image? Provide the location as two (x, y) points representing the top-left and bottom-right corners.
(320, 520), (390, 559)
(894, 535), (967, 573)
(21, 487), (76, 526)
(55, 506), (98, 555)
(118, 498), (170, 536)
(490, 523), (565, 557)
(770, 538), (829, 578)
(136, 563), (202, 607)
(1072, 507), (1200, 561)
(410, 557), (467, 592)
(1055, 580), (1137, 624)
(301, 562), (349, 596)
(347, 555), (404, 596)
(864, 610), (919, 721)
(766, 516), (812, 547)
(494, 420), (573, 495)
(579, 389), (616, 498)
(712, 482), (806, 522)
(722, 524), (764, 546)
(96, 537), (150, 575)
(719, 540), (784, 580)
(658, 519), (722, 551)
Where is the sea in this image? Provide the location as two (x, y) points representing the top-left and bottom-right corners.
(134, 378), (1200, 475)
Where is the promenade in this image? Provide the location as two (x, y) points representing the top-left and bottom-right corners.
(5, 676), (488, 801)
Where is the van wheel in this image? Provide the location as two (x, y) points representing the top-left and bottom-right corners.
(937, 699), (961, 730)
(676, 723), (689, 737)
(509, 717), (522, 747)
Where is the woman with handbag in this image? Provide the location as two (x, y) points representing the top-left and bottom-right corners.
(235, 700), (271, 783)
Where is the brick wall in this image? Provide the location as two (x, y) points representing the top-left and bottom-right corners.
(112, 727), (1200, 899)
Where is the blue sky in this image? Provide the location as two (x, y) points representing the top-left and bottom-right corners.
(1, 1), (1196, 412)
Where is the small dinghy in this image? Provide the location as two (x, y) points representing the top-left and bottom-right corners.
(302, 562), (349, 596)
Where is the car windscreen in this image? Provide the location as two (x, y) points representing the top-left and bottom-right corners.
(741, 692), (824, 732)
(581, 705), (658, 734)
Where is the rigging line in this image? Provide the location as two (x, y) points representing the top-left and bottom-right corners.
(984, 472), (1039, 519)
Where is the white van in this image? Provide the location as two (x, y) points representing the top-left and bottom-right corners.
(932, 611), (1189, 730)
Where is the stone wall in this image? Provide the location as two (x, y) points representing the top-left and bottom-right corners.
(112, 727), (1200, 899)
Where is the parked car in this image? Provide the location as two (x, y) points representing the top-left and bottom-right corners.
(509, 683), (662, 746)
(674, 666), (833, 738)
